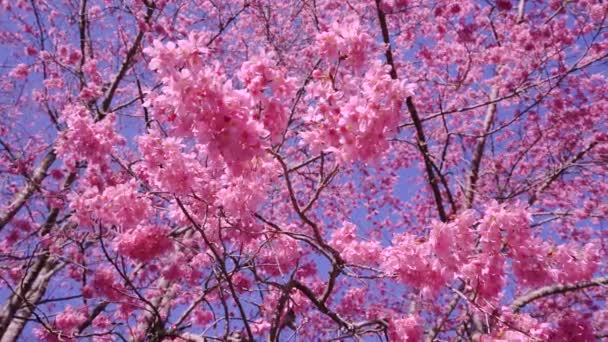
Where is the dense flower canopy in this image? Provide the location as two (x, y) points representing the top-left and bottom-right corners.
(0, 0), (607, 341)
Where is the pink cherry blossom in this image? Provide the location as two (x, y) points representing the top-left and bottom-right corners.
(8, 64), (28, 79)
(0, 1), (606, 341)
(116, 225), (173, 262)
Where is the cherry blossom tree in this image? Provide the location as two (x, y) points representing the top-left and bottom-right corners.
(0, 0), (607, 341)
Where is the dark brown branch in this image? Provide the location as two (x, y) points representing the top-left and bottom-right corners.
(175, 198), (254, 342)
(205, 2), (250, 47)
(374, 0), (447, 221)
(406, 98), (448, 222)
(268, 150), (344, 264)
(374, 0), (397, 80)
(99, 2), (155, 119)
(425, 282), (463, 341)
(528, 141), (598, 205)
(399, 51), (608, 129)
(511, 276), (608, 313)
(268, 282), (294, 341)
(78, 302), (109, 333)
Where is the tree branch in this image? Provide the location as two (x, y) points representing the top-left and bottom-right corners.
(464, 88), (498, 208)
(511, 276), (608, 313)
(374, 0), (446, 221)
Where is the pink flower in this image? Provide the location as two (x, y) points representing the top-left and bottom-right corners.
(24, 46), (37, 56)
(90, 267), (120, 300)
(251, 320), (271, 335)
(382, 233), (447, 296)
(84, 180), (151, 228)
(92, 313), (111, 329)
(9, 64), (29, 79)
(549, 314), (595, 341)
(389, 315), (422, 341)
(303, 62), (406, 162)
(192, 309), (214, 326)
(55, 105), (125, 168)
(116, 225), (173, 262)
(55, 306), (86, 335)
(329, 221), (382, 265)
